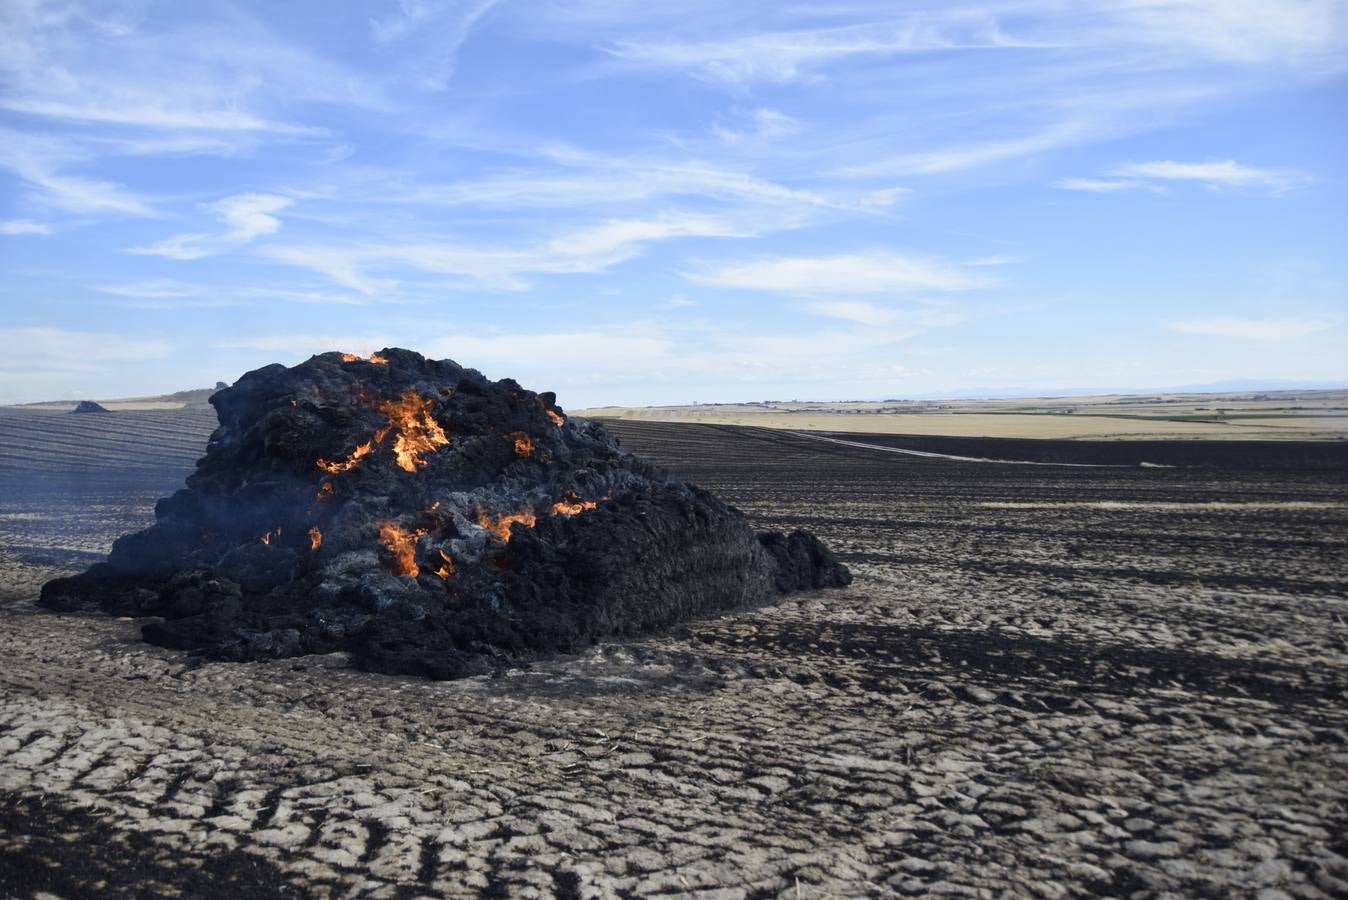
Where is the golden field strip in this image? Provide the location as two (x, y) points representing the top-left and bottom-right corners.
(577, 388), (1348, 441)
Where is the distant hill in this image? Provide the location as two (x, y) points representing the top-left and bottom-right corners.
(10, 382), (225, 411)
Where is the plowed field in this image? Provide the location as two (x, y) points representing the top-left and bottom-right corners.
(2, 410), (1346, 897)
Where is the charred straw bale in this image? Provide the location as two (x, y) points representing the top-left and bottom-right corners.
(41, 348), (850, 678)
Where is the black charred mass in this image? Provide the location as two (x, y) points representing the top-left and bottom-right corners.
(40, 348), (850, 677)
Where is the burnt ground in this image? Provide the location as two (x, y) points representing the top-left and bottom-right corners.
(1, 410), (1347, 898)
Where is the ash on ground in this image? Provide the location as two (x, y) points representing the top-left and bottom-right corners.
(40, 349), (850, 677)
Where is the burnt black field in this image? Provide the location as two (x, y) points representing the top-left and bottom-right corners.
(1, 406), (1346, 896)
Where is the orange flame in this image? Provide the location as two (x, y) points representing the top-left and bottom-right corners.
(378, 521), (426, 576)
(433, 549), (455, 580)
(308, 527), (322, 552)
(476, 509), (537, 542)
(313, 389), (449, 476)
(509, 432), (534, 457)
(341, 352), (389, 364)
(376, 389), (450, 472)
(551, 492), (598, 517)
(545, 408), (564, 428)
(316, 440), (373, 474)
(260, 526), (282, 545)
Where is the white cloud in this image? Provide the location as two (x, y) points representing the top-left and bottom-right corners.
(1110, 159), (1311, 192)
(94, 278), (366, 308)
(210, 193), (292, 241)
(860, 187), (910, 208)
(0, 3), (352, 138)
(0, 219), (53, 235)
(264, 247), (402, 295)
(605, 15), (1048, 84)
(801, 300), (969, 330)
(219, 334), (403, 358)
(714, 108), (803, 143)
(686, 251), (993, 295)
(1109, 0), (1347, 70)
(1058, 160), (1312, 195)
(1, 98), (322, 135)
(369, 0), (501, 89)
(267, 213), (754, 293)
(376, 147), (839, 213)
(0, 133), (156, 217)
(0, 327), (172, 373)
(840, 119), (1097, 177)
(216, 316), (950, 407)
(96, 279), (203, 299)
(1167, 315), (1339, 339)
(127, 192), (292, 259)
(126, 233), (215, 261)
(1054, 177), (1157, 193)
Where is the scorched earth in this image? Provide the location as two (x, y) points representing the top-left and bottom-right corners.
(0, 402), (1346, 897)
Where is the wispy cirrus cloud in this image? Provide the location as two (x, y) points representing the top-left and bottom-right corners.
(713, 108), (803, 143)
(216, 317), (938, 406)
(267, 213), (754, 293)
(0, 139), (156, 217)
(1167, 315), (1339, 339)
(94, 278), (366, 309)
(838, 119), (1101, 178)
(686, 251), (993, 295)
(369, 144), (843, 213)
(370, 0), (501, 89)
(1113, 160), (1312, 191)
(1057, 159), (1313, 195)
(0, 327), (172, 373)
(1053, 177), (1159, 194)
(0, 219), (53, 235)
(801, 299), (969, 329)
(604, 13), (1052, 84)
(0, 1), (361, 138)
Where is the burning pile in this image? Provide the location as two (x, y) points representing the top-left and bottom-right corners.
(40, 349), (851, 678)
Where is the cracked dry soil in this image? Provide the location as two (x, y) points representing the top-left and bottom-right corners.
(1, 413), (1346, 898)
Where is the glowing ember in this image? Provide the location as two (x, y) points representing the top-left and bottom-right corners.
(316, 482), (335, 501)
(551, 492), (598, 516)
(260, 526), (282, 545)
(308, 527), (322, 552)
(376, 389), (450, 472)
(341, 352), (390, 364)
(433, 549), (455, 580)
(378, 521), (426, 576)
(509, 432), (534, 457)
(316, 440), (373, 474)
(477, 509), (537, 542)
(545, 408), (564, 428)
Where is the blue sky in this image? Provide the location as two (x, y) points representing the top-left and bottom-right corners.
(2, 0), (1346, 406)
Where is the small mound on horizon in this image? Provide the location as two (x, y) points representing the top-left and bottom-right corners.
(41, 348), (851, 678)
(71, 400), (109, 414)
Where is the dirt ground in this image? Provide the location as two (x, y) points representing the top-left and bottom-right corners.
(2, 411), (1347, 898)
